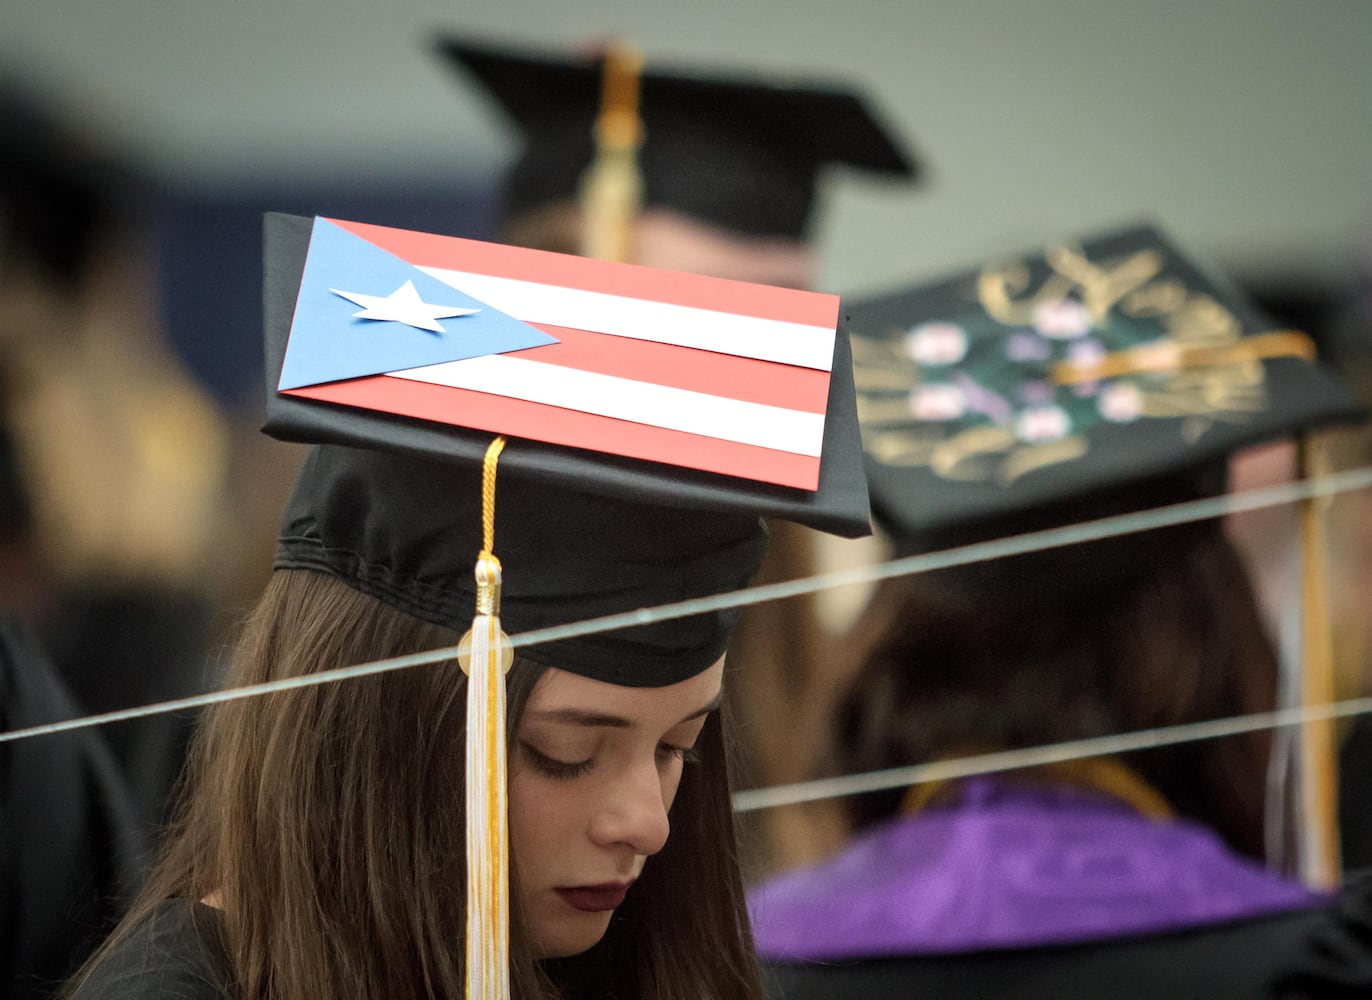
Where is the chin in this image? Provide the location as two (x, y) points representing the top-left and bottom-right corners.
(532, 912), (614, 959)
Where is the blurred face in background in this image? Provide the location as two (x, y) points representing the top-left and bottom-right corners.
(502, 203), (816, 289)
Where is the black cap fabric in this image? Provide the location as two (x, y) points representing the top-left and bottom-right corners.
(848, 222), (1364, 577)
(276, 444), (768, 685)
(435, 35), (918, 240)
(261, 212), (870, 684)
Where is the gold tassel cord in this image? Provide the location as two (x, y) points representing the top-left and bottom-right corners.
(460, 436), (513, 1000)
(1051, 330), (1316, 386)
(578, 41), (644, 263)
(481, 436), (507, 553)
(901, 755), (1174, 822)
(1297, 432), (1341, 890)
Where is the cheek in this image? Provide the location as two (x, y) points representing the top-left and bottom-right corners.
(659, 760), (686, 813)
(508, 771), (576, 877)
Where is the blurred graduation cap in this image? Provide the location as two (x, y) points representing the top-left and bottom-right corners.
(262, 211), (869, 682)
(435, 34), (919, 240)
(847, 222), (1363, 565)
(0, 75), (136, 287)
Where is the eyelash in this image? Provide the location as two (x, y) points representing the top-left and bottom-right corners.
(659, 743), (703, 767)
(519, 742), (703, 781)
(521, 743), (595, 781)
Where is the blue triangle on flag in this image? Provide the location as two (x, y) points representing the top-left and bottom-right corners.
(278, 217), (558, 390)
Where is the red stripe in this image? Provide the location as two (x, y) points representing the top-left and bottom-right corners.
(495, 324), (829, 414)
(327, 218), (838, 330)
(283, 377), (821, 491)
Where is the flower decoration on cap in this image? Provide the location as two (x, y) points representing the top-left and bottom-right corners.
(853, 226), (1323, 490)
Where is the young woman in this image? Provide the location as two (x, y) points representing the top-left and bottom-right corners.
(65, 206), (869, 998)
(66, 440), (783, 1000)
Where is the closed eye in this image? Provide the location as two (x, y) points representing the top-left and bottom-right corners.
(657, 743), (703, 767)
(520, 742), (595, 781)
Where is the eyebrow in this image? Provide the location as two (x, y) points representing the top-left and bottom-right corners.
(527, 692), (723, 730)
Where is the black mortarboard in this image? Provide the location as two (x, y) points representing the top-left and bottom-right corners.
(261, 211), (870, 685)
(847, 222), (1363, 587)
(435, 35), (918, 240)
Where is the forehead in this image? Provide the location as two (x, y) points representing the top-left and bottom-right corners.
(502, 205), (815, 288)
(632, 209), (815, 288)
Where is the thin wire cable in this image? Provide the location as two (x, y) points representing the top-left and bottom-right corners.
(732, 696), (1372, 814)
(4, 463), (1372, 748)
(0, 647), (456, 744)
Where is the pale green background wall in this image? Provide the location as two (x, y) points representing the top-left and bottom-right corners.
(4, 0), (1370, 292)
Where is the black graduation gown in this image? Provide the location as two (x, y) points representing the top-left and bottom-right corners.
(1339, 720), (1372, 871)
(763, 905), (1337, 1000)
(65, 900), (232, 1000)
(1, 614), (148, 1000)
(1270, 870), (1372, 998)
(40, 581), (216, 832)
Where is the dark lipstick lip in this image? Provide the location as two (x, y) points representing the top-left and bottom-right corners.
(555, 882), (632, 912)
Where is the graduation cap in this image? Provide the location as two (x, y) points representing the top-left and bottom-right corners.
(848, 222), (1363, 565)
(263, 213), (870, 548)
(435, 34), (919, 241)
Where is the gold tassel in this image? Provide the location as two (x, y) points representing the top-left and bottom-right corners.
(1051, 329), (1316, 386)
(458, 436), (514, 999)
(578, 41), (644, 263)
(1297, 431), (1342, 889)
(900, 755), (1174, 821)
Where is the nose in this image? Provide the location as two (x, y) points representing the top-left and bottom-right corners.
(588, 760), (671, 857)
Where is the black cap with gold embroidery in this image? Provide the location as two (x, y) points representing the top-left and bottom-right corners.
(435, 34), (919, 240)
(848, 222), (1363, 565)
(261, 211), (869, 685)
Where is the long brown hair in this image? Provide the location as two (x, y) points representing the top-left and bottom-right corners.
(834, 524), (1279, 860)
(72, 568), (762, 999)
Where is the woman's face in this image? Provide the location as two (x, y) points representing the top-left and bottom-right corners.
(509, 657), (725, 959)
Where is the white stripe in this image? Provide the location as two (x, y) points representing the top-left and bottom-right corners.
(388, 355), (826, 457)
(417, 267), (835, 372)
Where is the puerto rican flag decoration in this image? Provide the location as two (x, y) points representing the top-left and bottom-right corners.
(278, 217), (839, 491)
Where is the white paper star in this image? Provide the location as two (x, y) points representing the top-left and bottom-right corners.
(330, 280), (479, 333)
